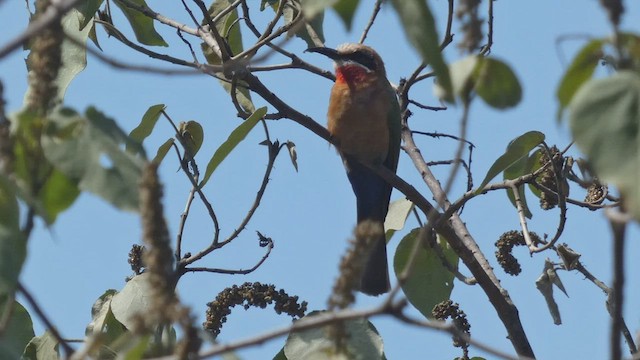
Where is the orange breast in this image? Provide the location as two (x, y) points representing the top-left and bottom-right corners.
(327, 78), (390, 165)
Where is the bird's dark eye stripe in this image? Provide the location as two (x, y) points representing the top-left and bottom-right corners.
(347, 52), (377, 71)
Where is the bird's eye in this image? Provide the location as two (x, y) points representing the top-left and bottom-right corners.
(349, 52), (377, 71)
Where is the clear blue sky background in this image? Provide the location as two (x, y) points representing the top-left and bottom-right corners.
(2, 1), (640, 359)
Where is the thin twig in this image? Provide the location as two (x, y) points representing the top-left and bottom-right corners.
(442, 98), (472, 196)
(359, 0), (383, 44)
(480, 0), (495, 55)
(67, 28), (205, 75)
(175, 183), (197, 261)
(408, 99), (447, 111)
(526, 143), (568, 253)
(183, 239), (273, 275)
(162, 110), (222, 249)
(574, 259), (638, 355)
(182, 138), (281, 265)
(192, 0), (232, 61)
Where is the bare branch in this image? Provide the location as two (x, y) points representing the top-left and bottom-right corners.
(359, 0), (384, 44)
(183, 238), (273, 275)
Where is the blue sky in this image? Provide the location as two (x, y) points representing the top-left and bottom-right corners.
(2, 1), (640, 359)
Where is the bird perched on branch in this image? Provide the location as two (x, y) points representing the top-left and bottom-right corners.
(307, 43), (401, 296)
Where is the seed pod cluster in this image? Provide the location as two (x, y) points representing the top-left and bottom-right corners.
(204, 282), (307, 337)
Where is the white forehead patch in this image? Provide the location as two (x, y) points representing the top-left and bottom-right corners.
(337, 43), (360, 54)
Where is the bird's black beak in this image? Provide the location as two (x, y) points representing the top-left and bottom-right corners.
(305, 46), (341, 60)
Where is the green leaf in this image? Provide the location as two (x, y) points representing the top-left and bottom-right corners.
(153, 139), (175, 165)
(57, 9), (93, 102)
(273, 347), (288, 360)
(0, 298), (35, 359)
(113, 0), (168, 46)
(391, 0), (452, 101)
(87, 21), (103, 51)
(178, 120), (204, 159)
(384, 197), (414, 240)
(300, 0), (336, 20)
(527, 150), (544, 199)
(86, 289), (118, 335)
(282, 1), (325, 48)
(556, 39), (604, 120)
(22, 332), (59, 360)
(0, 182), (26, 295)
(75, 0), (104, 30)
(110, 274), (153, 329)
(42, 107), (145, 212)
(0, 175), (19, 229)
(84, 303), (130, 360)
(199, 107), (267, 188)
(128, 104), (165, 154)
(435, 56), (521, 108)
(23, 9), (92, 107)
(200, 1), (255, 114)
(393, 229), (457, 319)
(201, 0), (244, 63)
(475, 57), (522, 109)
(504, 156), (533, 219)
(435, 56), (477, 103)
(476, 131), (545, 192)
(284, 311), (384, 359)
(569, 71), (640, 220)
(38, 168), (80, 224)
(333, 0), (360, 30)
(101, 306), (128, 344)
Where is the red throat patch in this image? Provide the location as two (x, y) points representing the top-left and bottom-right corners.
(335, 64), (369, 84)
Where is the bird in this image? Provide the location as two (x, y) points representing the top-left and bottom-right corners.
(306, 43), (401, 296)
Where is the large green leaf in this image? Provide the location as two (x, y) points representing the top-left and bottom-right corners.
(152, 139), (175, 165)
(300, 0), (336, 19)
(74, 0), (105, 30)
(110, 274), (153, 329)
(42, 107), (145, 212)
(38, 168), (80, 224)
(86, 289), (118, 335)
(391, 0), (452, 101)
(113, 0), (167, 46)
(435, 55), (477, 103)
(475, 57), (522, 109)
(0, 177), (26, 295)
(283, 311), (384, 360)
(199, 107), (267, 188)
(58, 9), (93, 102)
(23, 8), (92, 107)
(128, 104), (165, 154)
(333, 0), (360, 30)
(282, 1), (325, 48)
(556, 39), (604, 120)
(435, 55), (521, 108)
(0, 298), (35, 359)
(0, 176), (19, 229)
(476, 131), (545, 192)
(22, 332), (59, 360)
(393, 229), (457, 319)
(570, 71), (640, 219)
